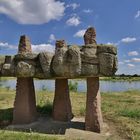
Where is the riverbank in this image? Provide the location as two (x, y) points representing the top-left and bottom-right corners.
(1, 76), (140, 81)
(1, 77), (140, 93)
(100, 76), (140, 81)
(0, 88), (140, 139)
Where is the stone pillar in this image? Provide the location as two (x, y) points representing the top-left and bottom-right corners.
(85, 77), (103, 132)
(84, 27), (103, 133)
(53, 79), (73, 121)
(52, 40), (73, 121)
(13, 35), (37, 124)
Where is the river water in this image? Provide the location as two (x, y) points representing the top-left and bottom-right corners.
(0, 79), (140, 92)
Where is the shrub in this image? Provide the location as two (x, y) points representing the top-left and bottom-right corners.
(69, 81), (78, 92)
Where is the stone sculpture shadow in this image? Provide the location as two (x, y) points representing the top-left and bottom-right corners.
(0, 107), (85, 135)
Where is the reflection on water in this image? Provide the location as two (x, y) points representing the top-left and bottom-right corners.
(0, 79), (140, 92)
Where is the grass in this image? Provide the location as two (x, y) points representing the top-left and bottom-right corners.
(0, 88), (140, 139)
(0, 130), (65, 140)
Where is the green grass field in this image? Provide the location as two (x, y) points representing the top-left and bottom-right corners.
(0, 88), (140, 140)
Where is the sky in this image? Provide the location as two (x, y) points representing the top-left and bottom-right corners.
(0, 0), (140, 75)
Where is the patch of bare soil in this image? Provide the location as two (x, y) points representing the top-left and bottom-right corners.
(6, 117), (125, 140)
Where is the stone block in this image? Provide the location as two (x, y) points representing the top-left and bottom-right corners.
(53, 79), (73, 121)
(81, 64), (99, 76)
(39, 52), (53, 77)
(52, 45), (81, 77)
(97, 44), (117, 55)
(85, 77), (103, 133)
(98, 53), (117, 76)
(16, 61), (35, 77)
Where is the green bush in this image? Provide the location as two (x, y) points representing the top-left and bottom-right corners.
(68, 81), (78, 92)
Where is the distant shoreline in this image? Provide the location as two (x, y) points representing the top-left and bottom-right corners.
(1, 76), (140, 81)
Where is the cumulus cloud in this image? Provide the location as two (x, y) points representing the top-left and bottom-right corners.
(83, 9), (93, 13)
(128, 51), (139, 56)
(32, 44), (55, 53)
(0, 0), (65, 24)
(66, 3), (80, 10)
(49, 34), (56, 43)
(131, 58), (140, 62)
(135, 10), (140, 19)
(74, 29), (86, 38)
(66, 15), (81, 26)
(0, 41), (55, 53)
(0, 41), (16, 49)
(121, 37), (136, 43)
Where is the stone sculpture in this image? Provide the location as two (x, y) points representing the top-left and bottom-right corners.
(0, 27), (118, 133)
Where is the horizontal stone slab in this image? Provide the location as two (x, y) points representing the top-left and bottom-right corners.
(0, 44), (118, 79)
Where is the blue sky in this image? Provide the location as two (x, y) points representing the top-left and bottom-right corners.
(0, 0), (140, 75)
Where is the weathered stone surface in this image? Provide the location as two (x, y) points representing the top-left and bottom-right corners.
(4, 56), (12, 63)
(98, 53), (117, 76)
(52, 41), (81, 77)
(39, 52), (54, 77)
(81, 44), (99, 75)
(85, 77), (103, 133)
(53, 79), (73, 121)
(13, 78), (37, 124)
(84, 27), (103, 133)
(81, 45), (98, 60)
(14, 53), (38, 60)
(1, 57), (15, 76)
(97, 44), (117, 55)
(18, 35), (32, 53)
(84, 27), (96, 45)
(66, 45), (81, 77)
(13, 35), (37, 125)
(0, 29), (118, 78)
(16, 61), (35, 77)
(82, 64), (98, 76)
(52, 44), (68, 76)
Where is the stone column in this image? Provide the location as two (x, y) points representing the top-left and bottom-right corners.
(52, 40), (73, 122)
(85, 77), (103, 132)
(13, 35), (37, 124)
(53, 79), (73, 121)
(84, 27), (103, 133)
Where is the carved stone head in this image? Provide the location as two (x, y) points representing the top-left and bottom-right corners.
(84, 27), (97, 45)
(55, 40), (67, 49)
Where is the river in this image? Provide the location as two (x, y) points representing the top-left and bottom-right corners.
(0, 79), (140, 92)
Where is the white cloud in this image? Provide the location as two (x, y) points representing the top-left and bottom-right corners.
(66, 3), (80, 10)
(0, 41), (16, 49)
(32, 44), (55, 53)
(49, 34), (56, 43)
(127, 64), (135, 67)
(128, 51), (139, 56)
(74, 29), (86, 38)
(131, 58), (140, 62)
(106, 42), (117, 45)
(0, 0), (65, 24)
(0, 41), (55, 53)
(83, 9), (93, 13)
(124, 60), (131, 63)
(118, 61), (124, 65)
(66, 15), (81, 26)
(135, 10), (140, 19)
(121, 37), (136, 43)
